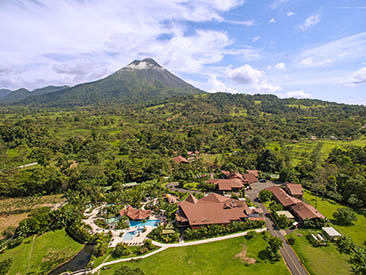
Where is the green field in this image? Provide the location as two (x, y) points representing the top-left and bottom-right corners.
(304, 191), (366, 246)
(268, 138), (366, 165)
(0, 229), (83, 274)
(100, 234), (290, 275)
(288, 229), (351, 275)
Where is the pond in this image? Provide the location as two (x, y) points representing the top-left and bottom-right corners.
(49, 244), (94, 274)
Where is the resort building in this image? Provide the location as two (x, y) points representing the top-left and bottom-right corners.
(176, 193), (262, 229)
(289, 202), (325, 221)
(120, 205), (151, 221)
(208, 178), (244, 193)
(284, 182), (304, 199)
(243, 173), (258, 185)
(266, 186), (300, 207)
(266, 186), (324, 223)
(247, 170), (259, 178)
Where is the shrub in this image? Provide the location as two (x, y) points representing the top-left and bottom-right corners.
(259, 190), (272, 202)
(333, 208), (358, 225)
(0, 258), (12, 275)
(112, 243), (131, 258)
(183, 220), (264, 240)
(287, 236), (295, 245)
(1, 227), (16, 239)
(245, 231), (257, 240)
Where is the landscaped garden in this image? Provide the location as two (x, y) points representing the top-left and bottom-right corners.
(100, 233), (290, 275)
(0, 229), (84, 274)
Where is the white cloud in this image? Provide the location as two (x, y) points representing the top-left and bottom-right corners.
(274, 62), (286, 70)
(207, 75), (239, 93)
(279, 90), (311, 98)
(269, 18), (276, 23)
(299, 57), (333, 67)
(252, 36), (261, 42)
(340, 67), (366, 86)
(0, 0), (246, 89)
(299, 14), (321, 31)
(287, 11), (295, 16)
(295, 32), (366, 67)
(226, 64), (281, 92)
(224, 19), (255, 26)
(271, 0), (289, 9)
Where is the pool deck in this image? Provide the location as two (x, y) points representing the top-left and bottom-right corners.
(110, 226), (155, 247)
(83, 206), (161, 248)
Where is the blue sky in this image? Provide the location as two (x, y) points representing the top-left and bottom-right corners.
(0, 0), (366, 104)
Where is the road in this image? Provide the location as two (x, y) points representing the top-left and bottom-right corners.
(246, 182), (308, 275)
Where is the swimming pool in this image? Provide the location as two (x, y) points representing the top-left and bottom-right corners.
(123, 228), (145, 241)
(129, 219), (160, 228)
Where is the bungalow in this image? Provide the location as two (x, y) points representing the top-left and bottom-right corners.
(172, 156), (189, 164)
(266, 186), (324, 223)
(289, 202), (325, 221)
(176, 193), (261, 229)
(120, 205), (151, 221)
(284, 183), (304, 199)
(243, 173), (258, 185)
(266, 186), (300, 208)
(247, 170), (259, 178)
(208, 178), (244, 193)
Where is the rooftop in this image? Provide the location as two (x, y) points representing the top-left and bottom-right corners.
(266, 186), (300, 207)
(285, 183), (303, 196)
(177, 193), (249, 226)
(322, 227), (342, 237)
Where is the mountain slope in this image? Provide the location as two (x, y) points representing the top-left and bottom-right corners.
(0, 89), (12, 99)
(1, 88), (30, 103)
(30, 85), (69, 96)
(19, 58), (204, 106)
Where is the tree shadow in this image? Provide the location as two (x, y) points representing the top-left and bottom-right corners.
(257, 249), (271, 261)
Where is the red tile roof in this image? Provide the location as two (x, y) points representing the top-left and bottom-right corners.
(185, 194), (198, 204)
(208, 178), (244, 191)
(247, 170), (259, 177)
(120, 205), (151, 220)
(244, 173), (258, 184)
(229, 172), (244, 181)
(290, 202), (325, 220)
(177, 193), (249, 226)
(266, 186), (300, 207)
(286, 183), (303, 196)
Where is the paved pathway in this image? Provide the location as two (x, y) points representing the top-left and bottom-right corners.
(17, 162), (38, 169)
(89, 228), (266, 274)
(246, 184), (309, 275)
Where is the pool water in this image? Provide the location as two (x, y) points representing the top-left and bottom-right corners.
(123, 228), (145, 241)
(129, 219), (160, 228)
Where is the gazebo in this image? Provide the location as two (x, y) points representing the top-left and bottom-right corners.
(120, 205), (151, 221)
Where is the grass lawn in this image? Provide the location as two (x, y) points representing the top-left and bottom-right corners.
(200, 153), (223, 165)
(100, 235), (290, 275)
(288, 229), (351, 275)
(0, 229), (83, 274)
(304, 191), (366, 246)
(268, 138), (366, 166)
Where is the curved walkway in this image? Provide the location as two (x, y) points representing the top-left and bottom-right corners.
(90, 228), (267, 274)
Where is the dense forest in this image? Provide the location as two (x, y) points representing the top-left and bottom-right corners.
(1, 93), (366, 211)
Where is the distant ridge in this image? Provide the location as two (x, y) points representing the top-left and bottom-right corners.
(4, 58), (204, 107)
